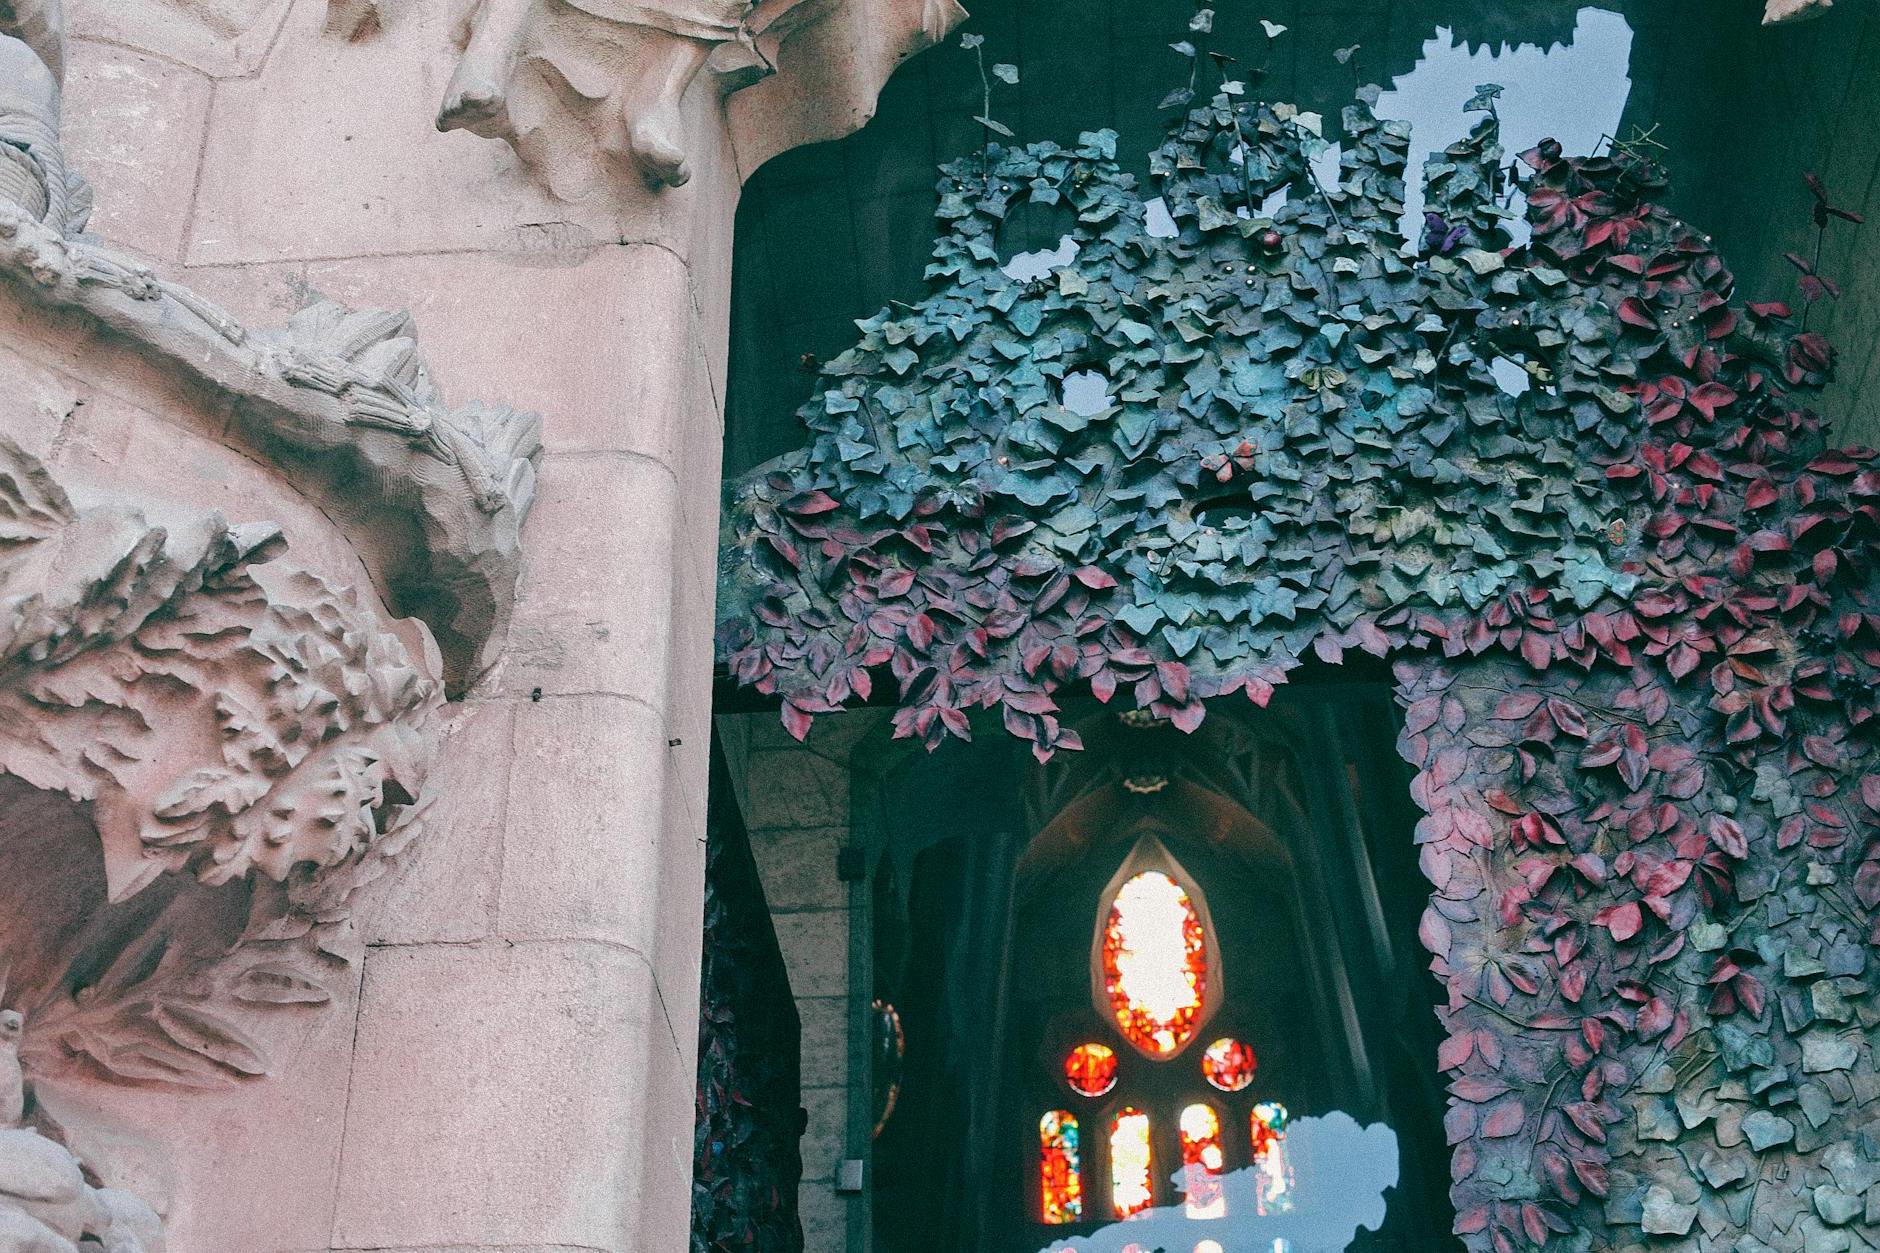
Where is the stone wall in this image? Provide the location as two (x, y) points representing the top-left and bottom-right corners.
(720, 712), (882, 1252)
(0, 0), (955, 1249)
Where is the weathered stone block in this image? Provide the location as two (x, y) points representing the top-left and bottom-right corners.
(332, 942), (657, 1250)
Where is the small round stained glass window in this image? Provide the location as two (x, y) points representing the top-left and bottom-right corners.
(1063, 1042), (1119, 1097)
(1200, 1037), (1257, 1092)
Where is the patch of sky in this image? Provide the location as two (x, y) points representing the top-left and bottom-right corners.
(1377, 6), (1634, 248)
(1061, 370), (1114, 416)
(1003, 236), (1081, 281)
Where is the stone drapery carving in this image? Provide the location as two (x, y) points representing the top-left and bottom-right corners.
(0, 0), (89, 236)
(431, 0), (965, 195)
(0, 203), (542, 692)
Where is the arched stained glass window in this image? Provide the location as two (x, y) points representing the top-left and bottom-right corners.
(1109, 1106), (1155, 1218)
(1039, 1111), (1083, 1224)
(1251, 1101), (1294, 1217)
(1179, 1102), (1227, 1219)
(1099, 869), (1208, 1057)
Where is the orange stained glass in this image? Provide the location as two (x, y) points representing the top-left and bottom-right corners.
(1109, 1106), (1155, 1218)
(1064, 1042), (1119, 1097)
(1179, 1103), (1227, 1219)
(1102, 870), (1208, 1056)
(1039, 1111), (1083, 1224)
(1201, 1037), (1257, 1092)
(1251, 1101), (1294, 1217)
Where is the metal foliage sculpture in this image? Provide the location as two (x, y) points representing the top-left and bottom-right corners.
(716, 74), (1880, 1251)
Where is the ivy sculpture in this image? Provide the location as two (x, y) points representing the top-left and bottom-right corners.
(716, 80), (1880, 1250)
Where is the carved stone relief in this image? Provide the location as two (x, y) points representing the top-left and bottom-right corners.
(0, 437), (448, 1249)
(425, 0), (964, 195)
(0, 0), (89, 237)
(2, 2), (541, 694)
(0, 7), (546, 1240)
(3, 0), (541, 696)
(0, 204), (542, 694)
(1, 999), (168, 1253)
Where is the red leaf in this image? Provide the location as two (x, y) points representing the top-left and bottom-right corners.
(1453, 1076), (1513, 1103)
(1618, 297), (1658, 329)
(1708, 815), (1747, 859)
(783, 490), (840, 515)
(780, 701), (814, 741)
(1636, 996), (1674, 1040)
(1547, 699), (1588, 739)
(1565, 1102), (1607, 1143)
(1571, 1156), (1610, 1197)
(1481, 1100), (1526, 1138)
(1595, 901), (1643, 942)
(1437, 1032), (1476, 1071)
(1688, 382), (1737, 419)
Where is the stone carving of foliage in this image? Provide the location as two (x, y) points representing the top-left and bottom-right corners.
(0, 438), (442, 1089)
(717, 81), (1880, 1249)
(0, 201), (542, 690)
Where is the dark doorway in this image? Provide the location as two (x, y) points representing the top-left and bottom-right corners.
(693, 741), (806, 1253)
(865, 685), (1454, 1252)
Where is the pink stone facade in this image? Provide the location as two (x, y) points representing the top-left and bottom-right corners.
(0, 0), (954, 1248)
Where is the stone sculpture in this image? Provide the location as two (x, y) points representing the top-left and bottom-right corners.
(440, 0), (705, 189)
(0, 434), (443, 1064)
(0, 1000), (165, 1252)
(0, 0), (87, 235)
(0, 433), (453, 1250)
(434, 0), (960, 194)
(0, 200), (541, 691)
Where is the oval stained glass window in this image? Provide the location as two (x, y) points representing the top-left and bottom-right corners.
(1109, 1106), (1155, 1218)
(1200, 1037), (1257, 1092)
(1039, 1111), (1083, 1224)
(1100, 870), (1208, 1056)
(1179, 1103), (1227, 1219)
(1064, 1042), (1119, 1097)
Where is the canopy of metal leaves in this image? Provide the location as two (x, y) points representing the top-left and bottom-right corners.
(716, 84), (1880, 1250)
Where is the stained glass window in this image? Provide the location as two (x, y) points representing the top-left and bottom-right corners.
(1101, 870), (1208, 1056)
(1179, 1102), (1227, 1219)
(1200, 1037), (1257, 1092)
(1251, 1101), (1294, 1217)
(1039, 1111), (1083, 1224)
(1109, 1106), (1155, 1218)
(1064, 1042), (1119, 1097)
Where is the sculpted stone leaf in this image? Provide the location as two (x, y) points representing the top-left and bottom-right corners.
(0, 442), (442, 1099)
